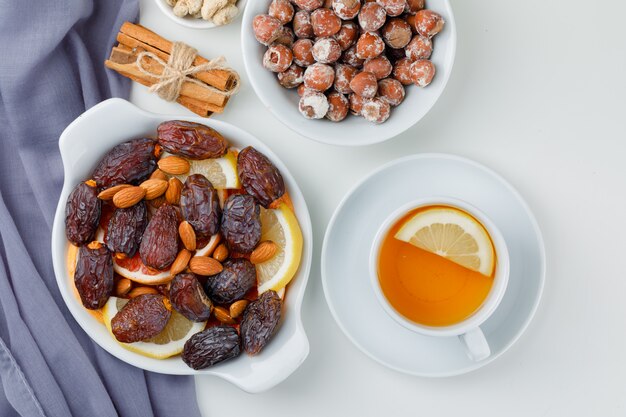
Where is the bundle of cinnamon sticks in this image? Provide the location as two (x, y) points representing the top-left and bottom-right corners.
(105, 22), (237, 117)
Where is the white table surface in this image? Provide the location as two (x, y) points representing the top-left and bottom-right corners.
(133, 0), (626, 415)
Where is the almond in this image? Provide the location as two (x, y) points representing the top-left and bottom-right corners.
(127, 286), (159, 298)
(150, 169), (168, 181)
(189, 257), (223, 276)
(170, 249), (192, 276)
(214, 306), (235, 324)
(140, 178), (168, 200)
(250, 241), (278, 264)
(115, 278), (132, 297)
(165, 177), (183, 205)
(158, 155), (190, 175)
(212, 243), (229, 262)
(229, 299), (249, 319)
(179, 221), (197, 251)
(112, 186), (146, 208)
(98, 184), (131, 200)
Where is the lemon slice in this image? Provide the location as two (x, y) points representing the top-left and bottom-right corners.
(256, 203), (303, 294)
(172, 148), (240, 189)
(102, 297), (206, 359)
(394, 206), (495, 276)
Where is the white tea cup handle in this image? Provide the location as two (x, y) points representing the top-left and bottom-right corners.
(459, 327), (490, 361)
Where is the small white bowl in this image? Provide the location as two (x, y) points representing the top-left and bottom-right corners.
(154, 0), (248, 29)
(51, 98), (312, 393)
(241, 1), (457, 146)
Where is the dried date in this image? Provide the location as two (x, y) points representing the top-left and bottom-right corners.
(170, 273), (213, 322)
(65, 181), (101, 246)
(237, 147), (285, 208)
(92, 138), (158, 187)
(157, 120), (228, 160)
(111, 294), (171, 343)
(204, 258), (257, 304)
(105, 201), (148, 258)
(220, 194), (261, 254)
(74, 244), (114, 309)
(180, 174), (221, 238)
(139, 204), (179, 270)
(240, 290), (282, 355)
(182, 326), (241, 370)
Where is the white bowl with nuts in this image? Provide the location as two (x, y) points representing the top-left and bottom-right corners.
(155, 0), (248, 29)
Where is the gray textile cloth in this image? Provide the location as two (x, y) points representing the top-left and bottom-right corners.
(0, 1), (202, 416)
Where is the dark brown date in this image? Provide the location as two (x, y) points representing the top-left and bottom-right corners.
(92, 138), (158, 187)
(111, 294), (171, 343)
(204, 259), (256, 304)
(105, 201), (148, 258)
(170, 273), (213, 322)
(74, 244), (114, 309)
(220, 194), (261, 254)
(157, 120), (228, 160)
(182, 326), (241, 370)
(139, 204), (179, 270)
(180, 174), (221, 238)
(240, 290), (282, 355)
(65, 182), (101, 246)
(237, 146), (285, 208)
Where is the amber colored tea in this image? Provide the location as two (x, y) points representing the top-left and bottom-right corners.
(377, 206), (495, 327)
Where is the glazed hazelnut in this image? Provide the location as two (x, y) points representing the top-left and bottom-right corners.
(392, 57), (413, 85)
(253, 14), (283, 46)
(304, 63), (335, 91)
(381, 18), (412, 49)
(376, 0), (406, 17)
(363, 55), (392, 80)
(292, 39), (315, 67)
(349, 71), (378, 98)
(297, 83), (310, 96)
(273, 26), (295, 47)
(362, 97), (391, 124)
(406, 13), (418, 34)
(341, 45), (365, 68)
(377, 78), (405, 106)
(334, 64), (358, 94)
(311, 8), (342, 37)
(356, 31), (385, 59)
(334, 21), (359, 51)
(269, 0), (294, 24)
(405, 0), (425, 14)
(332, 0), (361, 20)
(348, 93), (369, 115)
(263, 44), (293, 73)
(293, 10), (314, 39)
(299, 90), (329, 119)
(410, 59), (435, 87)
(312, 37), (342, 63)
(292, 0), (324, 12)
(278, 64), (305, 88)
(326, 91), (350, 122)
(405, 35), (432, 61)
(358, 2), (387, 32)
(414, 9), (445, 38)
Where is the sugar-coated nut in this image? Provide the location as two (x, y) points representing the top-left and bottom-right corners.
(310, 8), (342, 37)
(358, 2), (387, 32)
(405, 34), (433, 61)
(415, 9), (445, 38)
(334, 64), (358, 94)
(278, 64), (305, 88)
(292, 39), (315, 67)
(293, 10), (314, 39)
(292, 0), (324, 12)
(392, 57), (413, 85)
(297, 83), (312, 96)
(405, 0), (425, 14)
(312, 37), (342, 64)
(376, 0), (406, 17)
(273, 26), (295, 47)
(349, 71), (378, 98)
(381, 18), (412, 49)
(332, 0), (361, 20)
(377, 78), (405, 106)
(303, 63), (335, 91)
(326, 92), (350, 122)
(410, 59), (435, 87)
(263, 44), (293, 73)
(269, 0), (294, 24)
(299, 91), (329, 119)
(363, 55), (393, 80)
(356, 31), (385, 59)
(341, 45), (365, 68)
(348, 93), (369, 115)
(362, 97), (391, 124)
(334, 21), (359, 51)
(253, 15), (283, 46)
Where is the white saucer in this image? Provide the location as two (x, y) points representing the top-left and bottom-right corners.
(321, 154), (545, 377)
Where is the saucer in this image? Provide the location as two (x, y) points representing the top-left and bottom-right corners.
(321, 154), (545, 377)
